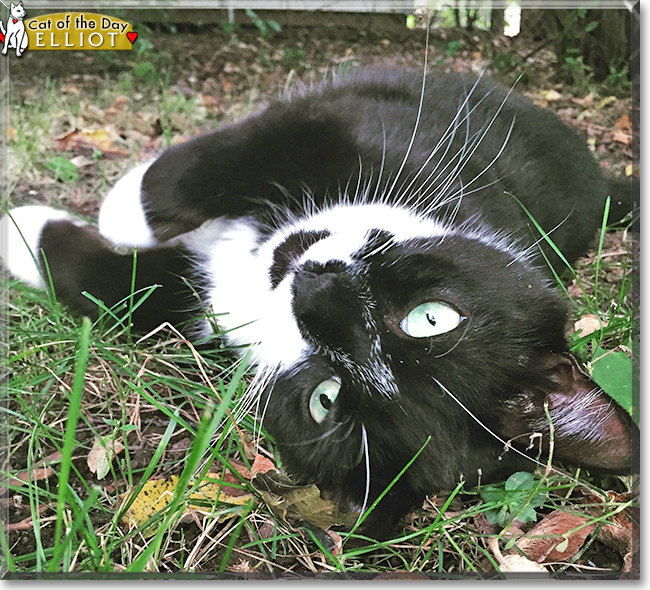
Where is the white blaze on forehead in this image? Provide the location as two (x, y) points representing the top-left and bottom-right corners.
(276, 203), (449, 266)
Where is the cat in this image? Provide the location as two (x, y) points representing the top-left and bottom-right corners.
(0, 2), (28, 58)
(1, 69), (637, 538)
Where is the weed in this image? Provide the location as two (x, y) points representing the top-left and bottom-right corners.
(245, 8), (281, 41)
(479, 472), (548, 528)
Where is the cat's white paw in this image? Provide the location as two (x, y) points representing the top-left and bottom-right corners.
(0, 206), (71, 288)
(98, 162), (156, 248)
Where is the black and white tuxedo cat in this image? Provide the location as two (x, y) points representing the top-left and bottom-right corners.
(2, 69), (636, 537)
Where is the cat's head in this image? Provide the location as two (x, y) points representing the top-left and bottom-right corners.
(10, 2), (26, 19)
(248, 202), (635, 514)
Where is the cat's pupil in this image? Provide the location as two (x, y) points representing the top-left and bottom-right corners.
(426, 313), (437, 327)
(320, 394), (332, 410)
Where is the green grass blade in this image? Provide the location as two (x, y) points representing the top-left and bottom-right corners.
(47, 316), (92, 573)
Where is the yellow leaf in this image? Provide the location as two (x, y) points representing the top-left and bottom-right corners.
(544, 89), (562, 102)
(122, 476), (179, 531)
(596, 96), (617, 110)
(121, 472), (253, 534)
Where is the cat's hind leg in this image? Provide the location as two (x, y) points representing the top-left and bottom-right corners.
(2, 205), (206, 335)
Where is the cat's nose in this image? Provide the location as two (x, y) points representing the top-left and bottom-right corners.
(292, 260), (370, 356)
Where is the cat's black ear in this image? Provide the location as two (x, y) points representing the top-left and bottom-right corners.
(499, 353), (637, 474)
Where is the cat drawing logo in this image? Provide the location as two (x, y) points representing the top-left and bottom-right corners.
(0, 1), (28, 57)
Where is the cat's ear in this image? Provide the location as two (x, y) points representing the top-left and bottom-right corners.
(499, 353), (637, 474)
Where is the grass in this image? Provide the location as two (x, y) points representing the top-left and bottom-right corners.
(2, 34), (638, 577)
(1, 252), (638, 576)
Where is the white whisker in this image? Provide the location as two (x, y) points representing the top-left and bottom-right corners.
(432, 377), (549, 470)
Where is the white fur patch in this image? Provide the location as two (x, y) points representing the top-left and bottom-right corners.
(183, 218), (309, 369)
(98, 162), (156, 248)
(0, 206), (71, 288)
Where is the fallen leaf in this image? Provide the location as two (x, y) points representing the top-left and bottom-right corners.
(252, 470), (358, 530)
(488, 537), (549, 573)
(227, 459), (252, 480)
(615, 114), (632, 132)
(121, 472), (253, 533)
(250, 454), (276, 477)
(514, 510), (595, 563)
(544, 89), (562, 102)
(87, 437), (124, 480)
(49, 111), (77, 140)
(612, 128), (632, 145)
(327, 530), (343, 556)
(69, 155), (94, 169)
(596, 96), (617, 110)
(586, 490), (635, 556)
(571, 92), (594, 107)
(60, 84), (80, 95)
(8, 467), (54, 488)
(573, 314), (606, 337)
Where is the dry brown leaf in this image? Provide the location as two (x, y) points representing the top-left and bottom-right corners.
(60, 84), (80, 95)
(87, 437), (124, 479)
(612, 128), (632, 145)
(8, 467), (54, 487)
(327, 530), (343, 556)
(132, 111), (157, 136)
(251, 454), (276, 477)
(573, 313), (607, 337)
(488, 537), (549, 573)
(615, 114), (632, 132)
(515, 510), (595, 564)
(227, 459), (252, 480)
(49, 111), (78, 140)
(55, 127), (129, 158)
(571, 92), (594, 107)
(578, 489), (635, 558)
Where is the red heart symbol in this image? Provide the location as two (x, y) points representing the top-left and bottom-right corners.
(126, 31), (138, 44)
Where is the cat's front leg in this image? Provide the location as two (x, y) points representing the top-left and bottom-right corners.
(98, 162), (157, 248)
(136, 103), (359, 241)
(15, 31), (26, 56)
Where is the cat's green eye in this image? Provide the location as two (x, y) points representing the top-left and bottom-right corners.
(400, 301), (463, 338)
(309, 377), (341, 424)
